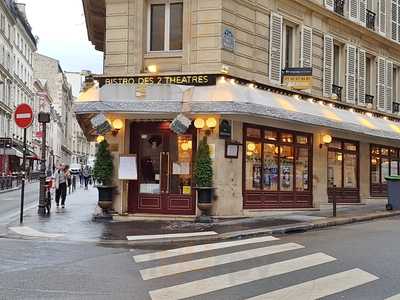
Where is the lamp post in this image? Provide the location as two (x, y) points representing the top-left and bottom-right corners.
(38, 112), (50, 215)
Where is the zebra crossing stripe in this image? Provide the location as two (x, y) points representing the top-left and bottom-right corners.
(149, 252), (336, 300)
(386, 294), (400, 300)
(141, 242), (304, 280)
(246, 268), (378, 300)
(127, 231), (218, 241)
(133, 236), (279, 263)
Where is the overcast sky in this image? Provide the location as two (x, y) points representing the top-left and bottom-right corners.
(23, 0), (103, 73)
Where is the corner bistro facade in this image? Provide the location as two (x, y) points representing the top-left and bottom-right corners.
(80, 0), (400, 218)
(76, 73), (400, 218)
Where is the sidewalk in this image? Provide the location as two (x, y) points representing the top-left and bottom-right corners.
(4, 185), (400, 245)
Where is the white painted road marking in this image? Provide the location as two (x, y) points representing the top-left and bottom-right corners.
(16, 113), (32, 119)
(386, 294), (400, 300)
(127, 231), (218, 241)
(9, 226), (64, 238)
(133, 236), (279, 262)
(149, 253), (336, 300)
(141, 242), (304, 280)
(246, 268), (379, 300)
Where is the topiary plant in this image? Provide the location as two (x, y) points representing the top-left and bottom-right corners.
(93, 140), (113, 186)
(194, 136), (213, 187)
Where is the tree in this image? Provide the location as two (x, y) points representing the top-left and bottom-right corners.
(93, 140), (113, 186)
(194, 136), (213, 187)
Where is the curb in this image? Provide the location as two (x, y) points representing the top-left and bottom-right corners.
(95, 210), (400, 247)
(0, 186), (21, 194)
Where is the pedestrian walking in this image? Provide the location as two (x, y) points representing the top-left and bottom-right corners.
(72, 174), (77, 192)
(83, 165), (90, 190)
(79, 167), (84, 187)
(65, 165), (72, 195)
(54, 164), (67, 208)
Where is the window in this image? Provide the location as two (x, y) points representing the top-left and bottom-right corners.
(328, 139), (359, 189)
(283, 24), (294, 69)
(244, 125), (312, 193)
(366, 56), (372, 95)
(371, 145), (400, 196)
(333, 44), (341, 85)
(148, 1), (183, 52)
(394, 66), (398, 102)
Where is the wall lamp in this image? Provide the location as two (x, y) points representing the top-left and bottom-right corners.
(96, 135), (105, 143)
(111, 119), (124, 136)
(319, 134), (332, 148)
(194, 117), (217, 135)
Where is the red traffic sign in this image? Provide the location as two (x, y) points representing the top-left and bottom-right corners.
(15, 103), (33, 129)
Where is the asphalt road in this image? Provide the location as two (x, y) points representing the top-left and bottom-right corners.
(2, 215), (400, 299)
(0, 182), (40, 227)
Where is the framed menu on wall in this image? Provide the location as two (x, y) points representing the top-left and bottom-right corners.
(118, 155), (138, 180)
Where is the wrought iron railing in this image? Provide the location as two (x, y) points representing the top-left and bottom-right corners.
(332, 84), (343, 101)
(366, 10), (376, 30)
(365, 94), (374, 104)
(334, 0), (345, 16)
(393, 102), (400, 113)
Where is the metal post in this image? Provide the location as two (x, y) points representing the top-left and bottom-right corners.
(38, 121), (47, 215)
(333, 184), (337, 217)
(20, 128), (27, 224)
(2, 138), (5, 175)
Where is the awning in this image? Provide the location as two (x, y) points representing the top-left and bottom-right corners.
(0, 147), (23, 158)
(75, 82), (400, 142)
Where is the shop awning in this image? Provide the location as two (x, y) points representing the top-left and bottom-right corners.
(75, 82), (400, 142)
(0, 147), (23, 158)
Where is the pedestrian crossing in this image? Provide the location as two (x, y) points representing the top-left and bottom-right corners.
(132, 235), (390, 300)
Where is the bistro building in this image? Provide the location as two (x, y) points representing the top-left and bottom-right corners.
(78, 0), (400, 218)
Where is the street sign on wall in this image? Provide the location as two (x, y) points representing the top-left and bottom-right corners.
(14, 104), (33, 129)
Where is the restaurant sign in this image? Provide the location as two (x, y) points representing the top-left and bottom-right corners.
(96, 74), (217, 87)
(282, 68), (313, 90)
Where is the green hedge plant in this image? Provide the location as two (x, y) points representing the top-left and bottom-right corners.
(93, 140), (113, 186)
(194, 136), (213, 187)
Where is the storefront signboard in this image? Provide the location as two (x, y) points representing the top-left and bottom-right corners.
(282, 67), (313, 90)
(95, 74), (218, 87)
(90, 114), (112, 135)
(118, 155), (137, 180)
(170, 114), (192, 135)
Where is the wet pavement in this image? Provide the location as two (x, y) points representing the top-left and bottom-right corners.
(3, 182), (394, 242)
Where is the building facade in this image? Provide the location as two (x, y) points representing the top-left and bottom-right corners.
(0, 0), (36, 175)
(78, 0), (400, 218)
(33, 53), (73, 165)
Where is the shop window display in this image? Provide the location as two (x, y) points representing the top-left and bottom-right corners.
(244, 126), (312, 193)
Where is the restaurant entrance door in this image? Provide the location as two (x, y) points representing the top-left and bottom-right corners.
(128, 122), (196, 215)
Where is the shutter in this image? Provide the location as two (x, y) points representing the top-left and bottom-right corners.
(379, 0), (387, 34)
(349, 0), (359, 21)
(269, 13), (283, 84)
(359, 0), (367, 26)
(325, 0), (334, 11)
(377, 57), (386, 111)
(392, 0), (398, 41)
(301, 25), (313, 68)
(323, 35), (334, 97)
(346, 44), (357, 103)
(358, 49), (366, 105)
(386, 60), (393, 112)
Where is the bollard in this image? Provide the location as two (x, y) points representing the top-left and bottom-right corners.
(332, 184), (337, 217)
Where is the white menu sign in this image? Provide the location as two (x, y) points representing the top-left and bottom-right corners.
(118, 155), (137, 180)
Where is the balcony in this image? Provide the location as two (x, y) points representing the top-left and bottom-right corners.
(365, 94), (374, 105)
(366, 10), (376, 30)
(334, 0), (345, 16)
(393, 102), (400, 113)
(332, 84), (343, 101)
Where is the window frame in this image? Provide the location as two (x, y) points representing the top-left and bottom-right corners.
(243, 124), (313, 193)
(147, 0), (183, 53)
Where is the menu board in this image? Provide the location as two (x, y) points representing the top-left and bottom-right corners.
(118, 155), (138, 180)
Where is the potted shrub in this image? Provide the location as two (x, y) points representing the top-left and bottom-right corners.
(93, 140), (114, 211)
(194, 136), (214, 216)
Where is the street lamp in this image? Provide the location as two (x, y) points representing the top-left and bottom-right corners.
(38, 112), (51, 216)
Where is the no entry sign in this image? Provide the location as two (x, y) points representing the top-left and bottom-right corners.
(15, 104), (33, 129)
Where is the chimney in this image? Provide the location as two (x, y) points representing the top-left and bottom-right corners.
(15, 3), (26, 19)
